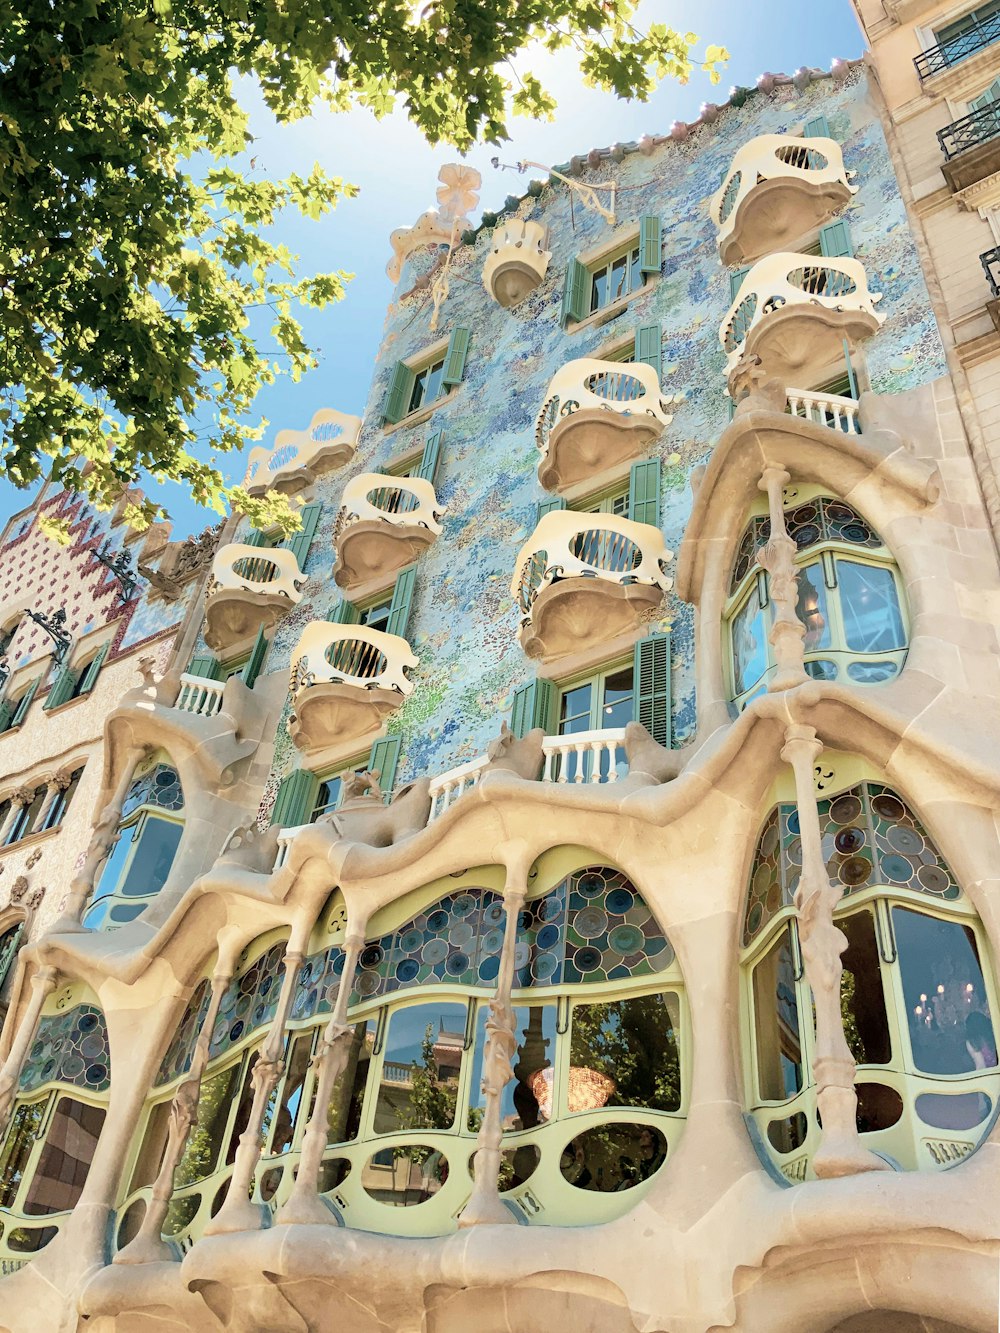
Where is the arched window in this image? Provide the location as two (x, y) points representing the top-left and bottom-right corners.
(726, 494), (908, 709)
(83, 759), (184, 931)
(3, 788), (46, 846)
(120, 864), (685, 1248)
(742, 781), (999, 1180)
(39, 767), (84, 832)
(0, 1002), (110, 1261)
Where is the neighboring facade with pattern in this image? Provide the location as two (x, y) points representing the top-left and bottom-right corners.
(0, 40), (999, 1333)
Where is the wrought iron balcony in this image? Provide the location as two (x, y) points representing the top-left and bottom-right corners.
(511, 510), (672, 661)
(981, 245), (1000, 298)
(535, 358), (672, 491)
(711, 134), (857, 265)
(915, 14), (1000, 79)
(244, 409), (361, 496)
(939, 101), (1000, 162)
(333, 473), (444, 590)
(204, 543), (306, 652)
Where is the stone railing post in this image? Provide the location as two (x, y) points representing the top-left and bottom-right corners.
(756, 466), (808, 692)
(0, 965), (58, 1128)
(459, 854), (530, 1227)
(782, 724), (889, 1178)
(115, 962), (234, 1264)
(276, 923), (367, 1227)
(204, 942), (305, 1234)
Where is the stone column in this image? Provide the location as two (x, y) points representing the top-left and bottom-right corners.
(781, 723), (888, 1178)
(57, 743), (150, 928)
(0, 788), (33, 845)
(0, 965), (58, 1128)
(276, 924), (366, 1226)
(114, 963), (234, 1264)
(756, 466), (808, 692)
(458, 857), (529, 1227)
(33, 781), (61, 832)
(204, 942), (305, 1234)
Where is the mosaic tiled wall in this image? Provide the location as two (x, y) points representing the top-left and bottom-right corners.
(249, 67), (947, 795)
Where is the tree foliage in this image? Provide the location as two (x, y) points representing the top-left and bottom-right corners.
(0, 0), (726, 532)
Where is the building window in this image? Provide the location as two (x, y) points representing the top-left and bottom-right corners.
(590, 242), (644, 314)
(726, 495), (907, 709)
(743, 782), (999, 1178)
(562, 218), (661, 327)
(311, 771), (352, 821)
(382, 329), (470, 426)
(407, 355), (446, 416)
(357, 592), (394, 635)
(4, 788), (47, 846)
(933, 1), (1000, 69)
(39, 769), (84, 833)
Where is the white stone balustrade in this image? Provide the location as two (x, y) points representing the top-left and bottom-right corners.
(333, 474), (445, 589)
(427, 754), (490, 819)
(711, 135), (857, 265)
(541, 728), (627, 783)
(785, 386), (861, 434)
(482, 220), (552, 308)
(175, 674), (225, 718)
(536, 358), (673, 491)
(204, 543), (307, 652)
(720, 252), (884, 385)
(243, 409), (361, 496)
(273, 825), (308, 870)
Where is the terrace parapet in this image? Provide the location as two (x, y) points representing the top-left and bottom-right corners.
(243, 409), (361, 497)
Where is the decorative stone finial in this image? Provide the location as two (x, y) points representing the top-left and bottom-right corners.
(387, 164), (482, 283)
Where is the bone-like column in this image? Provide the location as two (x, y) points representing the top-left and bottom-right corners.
(276, 926), (366, 1226)
(782, 723), (889, 1177)
(458, 858), (529, 1227)
(115, 963), (234, 1264)
(757, 466), (808, 692)
(0, 965), (59, 1129)
(204, 943), (305, 1234)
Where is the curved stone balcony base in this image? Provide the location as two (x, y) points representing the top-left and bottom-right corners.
(333, 522), (437, 590)
(483, 220), (551, 308)
(720, 176), (856, 267)
(519, 578), (664, 662)
(538, 408), (663, 492)
(734, 303), (882, 393)
(289, 682), (404, 758)
(244, 409), (362, 496)
(203, 588), (295, 654)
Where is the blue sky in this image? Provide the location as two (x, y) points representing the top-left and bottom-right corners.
(1, 0), (863, 539)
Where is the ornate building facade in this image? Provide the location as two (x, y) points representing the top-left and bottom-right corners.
(0, 38), (998, 1333)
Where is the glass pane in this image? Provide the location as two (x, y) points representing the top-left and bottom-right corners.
(840, 910), (891, 1065)
(836, 561), (905, 653)
(23, 1098), (106, 1216)
(796, 562), (832, 652)
(559, 683), (593, 734)
(608, 254), (628, 303)
(362, 598), (392, 632)
(361, 1145), (449, 1206)
(629, 248), (643, 293)
(591, 265), (608, 312)
(601, 666), (634, 730)
(424, 360), (444, 404)
(270, 1034), (313, 1155)
(408, 368), (428, 413)
(312, 776), (343, 821)
(569, 993), (681, 1113)
(752, 925), (803, 1100)
(226, 1055), (259, 1165)
(732, 583), (769, 696)
(373, 1002), (467, 1134)
(467, 1004), (558, 1132)
(174, 1064), (240, 1187)
(327, 1019), (375, 1145)
(94, 822), (137, 896)
(893, 907), (997, 1075)
(0, 1102), (47, 1208)
(118, 817), (183, 899)
(559, 1122), (668, 1191)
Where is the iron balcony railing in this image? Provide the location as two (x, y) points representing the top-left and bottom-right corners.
(981, 245), (1000, 298)
(938, 101), (1000, 161)
(915, 13), (1000, 79)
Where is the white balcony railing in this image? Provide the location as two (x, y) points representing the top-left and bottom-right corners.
(244, 409), (362, 495)
(711, 135), (856, 264)
(290, 623), (418, 700)
(273, 824), (308, 870)
(175, 673), (224, 718)
(209, 543), (307, 603)
(427, 754), (490, 819)
(785, 386), (860, 435)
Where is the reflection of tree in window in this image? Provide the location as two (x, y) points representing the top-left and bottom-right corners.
(374, 1004), (466, 1135)
(752, 926), (803, 1101)
(569, 993), (681, 1114)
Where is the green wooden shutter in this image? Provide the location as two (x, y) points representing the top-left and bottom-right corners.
(418, 429), (443, 483)
(639, 216), (662, 276)
(43, 662), (78, 711)
(970, 79), (1000, 110)
(510, 679), (555, 738)
(76, 642), (109, 697)
(242, 529), (267, 548)
(186, 654), (223, 681)
(386, 566), (416, 639)
(328, 599), (360, 625)
(11, 678), (38, 727)
(270, 768), (319, 828)
(730, 267), (751, 301)
(634, 323), (662, 375)
(634, 633), (671, 749)
(802, 113), (831, 139)
(241, 627), (269, 689)
(628, 459), (661, 528)
(384, 361), (412, 424)
(562, 258), (589, 325)
(819, 220), (854, 259)
(0, 698), (14, 734)
(285, 501), (322, 569)
(367, 735), (402, 802)
(536, 497), (566, 523)
(442, 327), (471, 387)
(0, 922), (23, 989)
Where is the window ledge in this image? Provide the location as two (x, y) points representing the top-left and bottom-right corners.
(383, 387), (460, 438)
(566, 278), (657, 336)
(0, 825), (59, 858)
(42, 692), (93, 719)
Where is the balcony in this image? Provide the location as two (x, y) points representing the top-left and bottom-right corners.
(915, 14), (1000, 80)
(536, 359), (673, 492)
(244, 409), (361, 496)
(981, 246), (1000, 332)
(785, 385), (860, 434)
(203, 543), (307, 653)
(711, 135), (857, 266)
(288, 621), (418, 758)
(938, 103), (1000, 192)
(482, 219), (552, 308)
(333, 474), (444, 590)
(721, 253), (883, 389)
(511, 511), (671, 662)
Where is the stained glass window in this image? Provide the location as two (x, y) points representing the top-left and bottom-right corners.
(19, 1005), (110, 1094)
